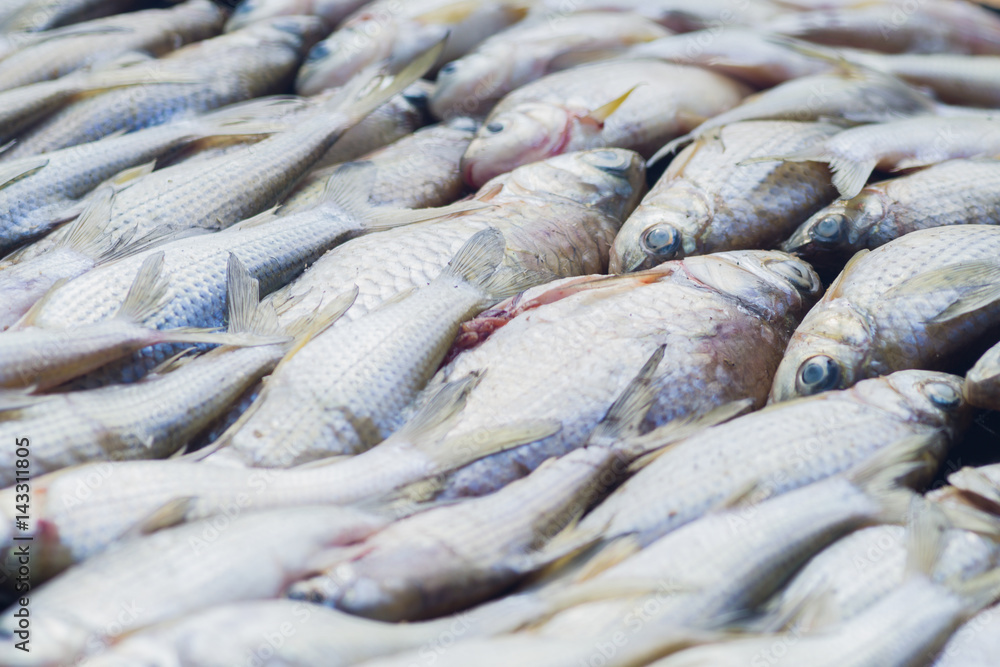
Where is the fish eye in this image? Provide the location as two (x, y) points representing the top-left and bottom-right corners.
(811, 214), (847, 245)
(796, 355), (842, 395)
(922, 382), (962, 410)
(305, 41), (330, 62)
(768, 259), (817, 293)
(485, 121), (504, 134)
(589, 150), (628, 173)
(439, 62), (459, 75)
(234, 1), (254, 14)
(641, 225), (681, 259)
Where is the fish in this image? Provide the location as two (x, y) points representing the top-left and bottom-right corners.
(0, 374), (554, 568)
(203, 227), (544, 468)
(764, 518), (1000, 634)
(650, 64), (939, 164)
(1, 15), (329, 160)
(0, 96), (301, 259)
(460, 58), (750, 187)
(0, 506), (387, 666)
(627, 28), (830, 88)
(226, 0), (371, 32)
(430, 11), (670, 119)
(530, 0), (781, 33)
(284, 350), (726, 620)
(769, 225), (1000, 403)
(0, 0), (137, 32)
(21, 164), (455, 383)
(280, 116), (479, 214)
(268, 148), (645, 328)
(404, 249), (820, 500)
(0, 57), (200, 147)
(294, 0), (531, 95)
(0, 0), (224, 92)
(538, 440), (936, 649)
(0, 252), (281, 391)
(0, 256), (346, 487)
(763, 0), (1000, 55)
(652, 559), (1000, 667)
(84, 595), (567, 667)
(749, 117), (1000, 199)
(0, 44), (443, 326)
(782, 159), (1000, 267)
(836, 50), (1000, 109)
(609, 120), (840, 273)
(573, 369), (968, 547)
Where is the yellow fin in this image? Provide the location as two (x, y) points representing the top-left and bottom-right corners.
(588, 85), (639, 124)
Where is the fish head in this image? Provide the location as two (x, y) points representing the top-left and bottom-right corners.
(295, 21), (389, 95)
(250, 14), (330, 53)
(510, 148), (645, 216)
(769, 303), (875, 403)
(882, 370), (970, 436)
(461, 103), (574, 188)
(682, 250), (822, 328)
(609, 184), (712, 273)
(431, 51), (513, 119)
(782, 193), (889, 266)
(225, 0), (297, 32)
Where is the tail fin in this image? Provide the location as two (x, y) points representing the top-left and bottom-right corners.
(847, 432), (946, 521)
(337, 38), (447, 125)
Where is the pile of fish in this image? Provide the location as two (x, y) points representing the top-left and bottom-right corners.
(4, 0), (1000, 664)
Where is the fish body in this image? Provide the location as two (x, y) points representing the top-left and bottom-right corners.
(461, 59), (750, 187)
(842, 50), (1000, 108)
(1, 0), (135, 32)
(430, 11), (670, 119)
(270, 148), (645, 327)
(410, 250), (820, 499)
(2, 16), (328, 159)
(610, 120), (839, 273)
(766, 524), (1000, 632)
(783, 159), (1000, 266)
(651, 67), (939, 164)
(0, 0), (224, 91)
(0, 47), (438, 325)
(628, 28), (830, 88)
(0, 507), (386, 666)
(770, 225), (1000, 402)
(576, 370), (966, 545)
(0, 97), (302, 258)
(295, 0), (530, 95)
(206, 229), (537, 467)
(760, 117), (1000, 199)
(226, 0), (370, 31)
(288, 444), (625, 620)
(652, 573), (998, 667)
(765, 0), (1000, 55)
(281, 117), (478, 214)
(934, 606), (1000, 667)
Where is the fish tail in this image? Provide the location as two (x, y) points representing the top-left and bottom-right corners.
(336, 38), (447, 124)
(114, 251), (169, 324)
(847, 432), (946, 520)
(442, 226), (507, 289)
